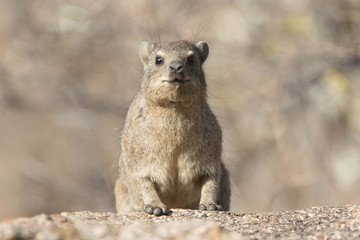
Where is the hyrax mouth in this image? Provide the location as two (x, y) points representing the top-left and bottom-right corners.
(172, 78), (188, 83)
(162, 78), (189, 84)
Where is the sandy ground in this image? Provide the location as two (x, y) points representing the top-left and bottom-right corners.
(1, 205), (360, 239)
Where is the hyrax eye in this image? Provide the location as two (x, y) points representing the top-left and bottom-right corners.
(155, 56), (164, 65)
(187, 55), (195, 63)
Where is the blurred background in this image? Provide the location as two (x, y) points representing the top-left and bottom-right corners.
(1, 0), (360, 220)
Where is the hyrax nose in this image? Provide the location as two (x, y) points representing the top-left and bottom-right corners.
(169, 61), (183, 73)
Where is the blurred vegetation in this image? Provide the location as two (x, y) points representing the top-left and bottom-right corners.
(1, 0), (360, 219)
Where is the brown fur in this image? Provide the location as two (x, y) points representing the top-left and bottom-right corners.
(115, 40), (230, 215)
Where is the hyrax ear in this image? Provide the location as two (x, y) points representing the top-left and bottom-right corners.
(196, 41), (209, 64)
(139, 41), (154, 66)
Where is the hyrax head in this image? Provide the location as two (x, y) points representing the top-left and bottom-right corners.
(139, 40), (209, 106)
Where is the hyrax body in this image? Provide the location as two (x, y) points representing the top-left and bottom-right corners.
(115, 40), (230, 216)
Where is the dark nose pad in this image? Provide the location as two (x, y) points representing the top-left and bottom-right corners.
(169, 61), (183, 73)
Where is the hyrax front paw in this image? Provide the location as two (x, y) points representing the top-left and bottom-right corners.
(142, 204), (170, 216)
(199, 204), (223, 211)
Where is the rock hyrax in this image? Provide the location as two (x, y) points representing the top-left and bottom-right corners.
(115, 40), (230, 216)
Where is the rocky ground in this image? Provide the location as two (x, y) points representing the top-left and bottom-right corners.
(0, 205), (359, 239)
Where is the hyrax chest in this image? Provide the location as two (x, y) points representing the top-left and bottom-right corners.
(141, 111), (206, 192)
